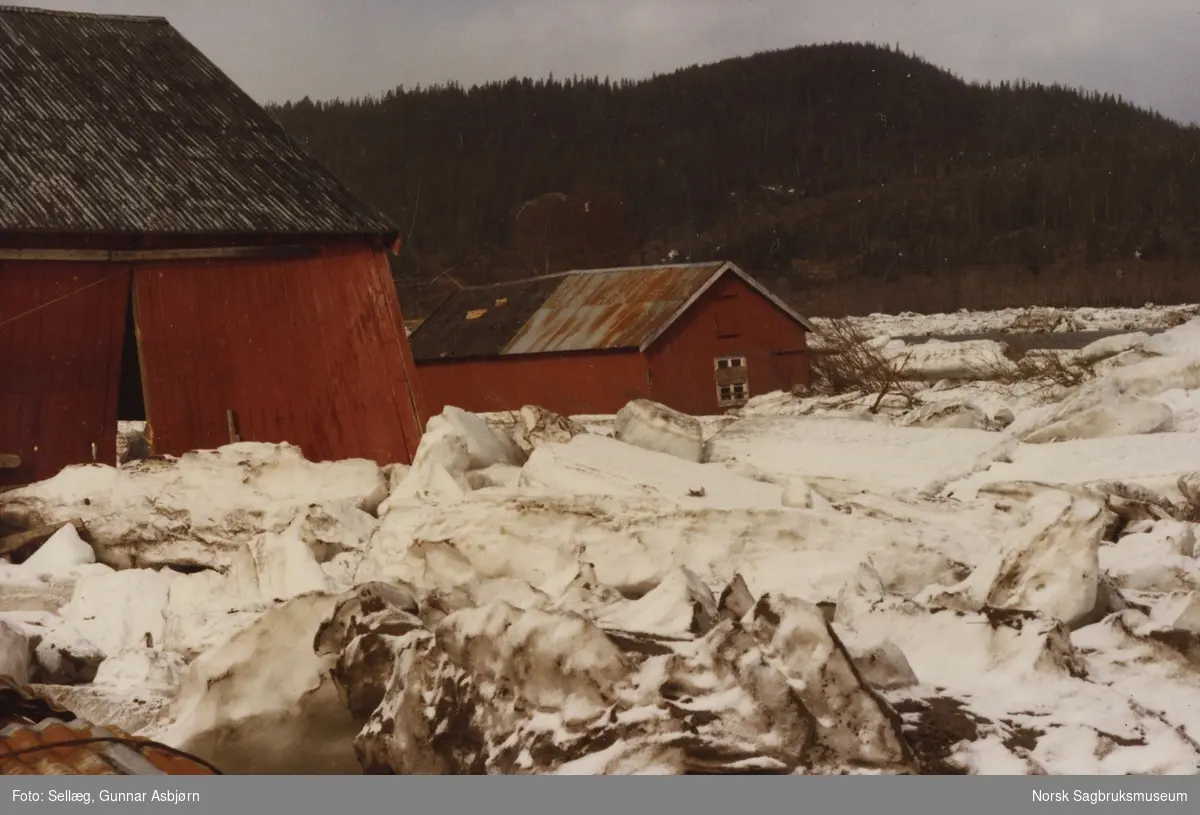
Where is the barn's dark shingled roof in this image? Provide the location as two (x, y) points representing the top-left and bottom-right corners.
(410, 262), (814, 362)
(0, 6), (397, 236)
(409, 275), (565, 361)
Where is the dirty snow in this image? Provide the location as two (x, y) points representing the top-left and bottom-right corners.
(613, 399), (705, 462)
(705, 415), (1016, 497)
(818, 303), (1200, 340)
(7, 306), (1200, 775)
(881, 337), (1014, 381)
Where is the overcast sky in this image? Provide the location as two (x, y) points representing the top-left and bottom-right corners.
(12, 0), (1200, 123)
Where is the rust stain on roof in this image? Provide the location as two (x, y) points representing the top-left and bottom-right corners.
(505, 263), (725, 354)
(0, 677), (217, 776)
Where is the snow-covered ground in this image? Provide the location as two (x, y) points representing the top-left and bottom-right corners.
(5, 305), (1200, 774)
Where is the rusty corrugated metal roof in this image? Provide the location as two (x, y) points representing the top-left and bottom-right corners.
(506, 263), (725, 354)
(0, 6), (396, 237)
(0, 676), (218, 775)
(409, 262), (815, 362)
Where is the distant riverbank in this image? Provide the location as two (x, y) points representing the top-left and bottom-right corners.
(898, 328), (1168, 356)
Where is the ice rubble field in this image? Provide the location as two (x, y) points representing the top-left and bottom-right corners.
(816, 302), (1200, 339)
(5, 305), (1200, 774)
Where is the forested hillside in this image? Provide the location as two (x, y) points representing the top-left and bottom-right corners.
(270, 43), (1200, 317)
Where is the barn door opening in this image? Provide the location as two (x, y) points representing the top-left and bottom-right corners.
(117, 275), (147, 422)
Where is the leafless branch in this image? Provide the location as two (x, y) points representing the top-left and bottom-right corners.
(810, 318), (918, 414)
(967, 347), (1096, 401)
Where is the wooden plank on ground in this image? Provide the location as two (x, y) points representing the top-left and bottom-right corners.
(226, 409), (242, 444)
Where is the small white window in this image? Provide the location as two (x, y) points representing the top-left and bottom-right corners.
(715, 355), (746, 369)
(717, 382), (748, 407)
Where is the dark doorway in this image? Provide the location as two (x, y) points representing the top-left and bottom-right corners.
(117, 284), (146, 421)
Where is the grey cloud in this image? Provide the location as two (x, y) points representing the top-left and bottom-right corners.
(7, 0), (1200, 122)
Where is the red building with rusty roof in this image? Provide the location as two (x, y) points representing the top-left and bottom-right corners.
(0, 7), (427, 487)
(409, 262), (815, 417)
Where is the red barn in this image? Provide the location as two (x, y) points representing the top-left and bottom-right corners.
(0, 7), (427, 486)
(410, 262), (815, 416)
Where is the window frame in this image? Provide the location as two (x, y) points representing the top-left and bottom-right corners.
(717, 381), (748, 407)
(714, 356), (750, 407)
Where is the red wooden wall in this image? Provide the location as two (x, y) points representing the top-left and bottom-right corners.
(418, 350), (649, 416)
(133, 245), (427, 465)
(645, 273), (810, 415)
(0, 261), (128, 485)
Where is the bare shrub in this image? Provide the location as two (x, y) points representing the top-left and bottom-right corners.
(968, 348), (1097, 402)
(810, 318), (917, 414)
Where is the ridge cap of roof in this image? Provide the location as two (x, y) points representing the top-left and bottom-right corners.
(562, 260), (726, 275)
(453, 261), (730, 292)
(448, 274), (563, 293)
(0, 6), (169, 23)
